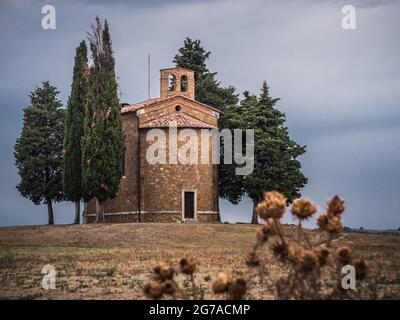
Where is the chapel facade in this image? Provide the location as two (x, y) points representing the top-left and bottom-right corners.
(83, 67), (221, 223)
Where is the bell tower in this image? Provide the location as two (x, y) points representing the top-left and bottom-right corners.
(160, 67), (195, 100)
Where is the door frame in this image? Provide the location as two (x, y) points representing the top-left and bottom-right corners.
(181, 189), (197, 221)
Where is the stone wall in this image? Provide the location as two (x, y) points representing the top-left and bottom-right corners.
(84, 116), (220, 224)
(84, 211), (219, 224)
(139, 127), (219, 222)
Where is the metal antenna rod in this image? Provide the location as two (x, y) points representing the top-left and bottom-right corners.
(147, 52), (150, 100)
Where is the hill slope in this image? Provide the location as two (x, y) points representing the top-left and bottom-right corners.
(0, 223), (399, 299)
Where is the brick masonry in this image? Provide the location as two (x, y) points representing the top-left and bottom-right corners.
(84, 68), (220, 224)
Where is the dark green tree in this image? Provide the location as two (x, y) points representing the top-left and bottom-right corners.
(173, 39), (307, 223)
(82, 17), (125, 222)
(173, 37), (238, 110)
(63, 41), (89, 224)
(221, 82), (308, 223)
(14, 81), (65, 225)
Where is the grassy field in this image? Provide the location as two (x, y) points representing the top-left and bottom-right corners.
(0, 223), (399, 299)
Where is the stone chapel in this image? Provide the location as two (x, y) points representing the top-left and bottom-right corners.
(83, 67), (221, 223)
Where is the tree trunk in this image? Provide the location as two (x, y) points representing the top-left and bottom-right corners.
(251, 198), (259, 224)
(95, 198), (104, 223)
(47, 199), (54, 225)
(73, 200), (80, 224)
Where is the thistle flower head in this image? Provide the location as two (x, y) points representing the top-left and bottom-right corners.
(288, 244), (304, 264)
(153, 262), (175, 280)
(257, 191), (286, 220)
(354, 259), (368, 280)
(327, 216), (342, 234)
(336, 246), (352, 265)
(161, 279), (177, 295)
(313, 247), (330, 267)
(291, 198), (317, 220)
(327, 195), (345, 217)
(212, 272), (232, 294)
(143, 281), (163, 300)
(271, 242), (289, 262)
(256, 223), (272, 243)
(180, 256), (196, 275)
(317, 214), (342, 234)
(317, 214), (329, 231)
(300, 250), (318, 273)
(228, 278), (247, 299)
(246, 251), (261, 267)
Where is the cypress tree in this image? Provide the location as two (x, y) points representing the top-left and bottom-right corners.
(14, 81), (65, 225)
(63, 41), (89, 224)
(221, 82), (308, 223)
(82, 17), (125, 222)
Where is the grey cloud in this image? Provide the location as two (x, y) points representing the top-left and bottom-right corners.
(0, 0), (399, 228)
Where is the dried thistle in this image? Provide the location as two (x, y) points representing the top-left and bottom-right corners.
(257, 191), (286, 220)
(143, 281), (163, 300)
(327, 216), (342, 234)
(317, 214), (342, 234)
(327, 195), (345, 217)
(161, 279), (177, 295)
(291, 198), (317, 220)
(313, 247), (330, 267)
(246, 251), (261, 267)
(153, 262), (175, 280)
(317, 214), (329, 231)
(228, 278), (247, 299)
(299, 250), (318, 273)
(256, 223), (272, 243)
(143, 192), (371, 301)
(288, 244), (304, 265)
(354, 260), (368, 280)
(212, 272), (232, 294)
(271, 242), (289, 262)
(336, 246), (352, 265)
(180, 256), (196, 275)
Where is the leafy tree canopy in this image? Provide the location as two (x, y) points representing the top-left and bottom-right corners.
(14, 81), (65, 224)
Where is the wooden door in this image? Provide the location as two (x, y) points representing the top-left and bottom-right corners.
(184, 191), (195, 219)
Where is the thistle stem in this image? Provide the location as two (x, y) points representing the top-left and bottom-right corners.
(297, 220), (301, 242)
(190, 274), (198, 300)
(301, 227), (312, 248)
(172, 279), (189, 299)
(326, 233), (333, 247)
(274, 218), (286, 244)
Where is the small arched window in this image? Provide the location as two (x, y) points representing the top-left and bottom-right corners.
(168, 74), (176, 91)
(180, 75), (188, 92)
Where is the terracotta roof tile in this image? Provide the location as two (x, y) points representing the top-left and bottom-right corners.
(121, 96), (222, 115)
(140, 112), (216, 129)
(121, 98), (160, 114)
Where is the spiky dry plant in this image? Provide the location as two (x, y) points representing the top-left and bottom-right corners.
(250, 192), (370, 299)
(143, 192), (370, 300)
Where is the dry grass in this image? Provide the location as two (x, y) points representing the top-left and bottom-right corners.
(0, 223), (398, 299)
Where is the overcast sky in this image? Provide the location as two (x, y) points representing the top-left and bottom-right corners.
(0, 0), (399, 229)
